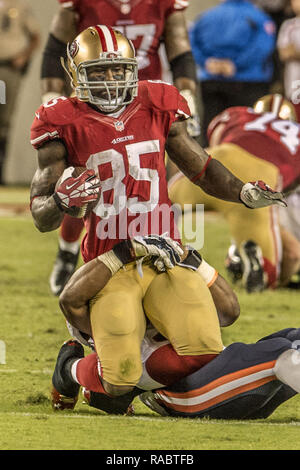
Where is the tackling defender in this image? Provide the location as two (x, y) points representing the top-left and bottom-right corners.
(169, 94), (300, 293)
(41, 0), (200, 296)
(52, 235), (239, 411)
(52, 241), (300, 421)
(30, 26), (285, 398)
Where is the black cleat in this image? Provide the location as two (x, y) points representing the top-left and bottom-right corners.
(240, 240), (264, 293)
(225, 244), (243, 283)
(139, 391), (169, 416)
(51, 340), (84, 410)
(49, 247), (80, 296)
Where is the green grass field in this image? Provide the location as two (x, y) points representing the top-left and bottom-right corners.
(1, 186), (300, 450)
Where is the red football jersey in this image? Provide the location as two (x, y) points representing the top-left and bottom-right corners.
(58, 0), (188, 80)
(207, 106), (300, 191)
(31, 80), (190, 262)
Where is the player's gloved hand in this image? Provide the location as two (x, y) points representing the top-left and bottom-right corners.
(132, 234), (184, 271)
(53, 166), (101, 217)
(180, 89), (201, 138)
(240, 180), (287, 209)
(98, 234), (184, 276)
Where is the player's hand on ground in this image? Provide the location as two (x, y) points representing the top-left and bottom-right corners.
(240, 180), (287, 209)
(132, 234), (184, 271)
(53, 167), (101, 216)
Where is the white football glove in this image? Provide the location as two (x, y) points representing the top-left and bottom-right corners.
(240, 180), (287, 209)
(98, 234), (184, 276)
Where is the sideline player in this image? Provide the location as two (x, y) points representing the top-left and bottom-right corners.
(30, 26), (285, 397)
(169, 94), (300, 293)
(41, 0), (200, 296)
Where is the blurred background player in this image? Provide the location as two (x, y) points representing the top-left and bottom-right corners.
(40, 0), (200, 296)
(169, 94), (300, 293)
(277, 0), (300, 121)
(0, 0), (40, 185)
(189, 0), (276, 147)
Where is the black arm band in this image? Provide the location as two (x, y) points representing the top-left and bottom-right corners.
(41, 33), (67, 79)
(112, 240), (136, 264)
(169, 51), (197, 82)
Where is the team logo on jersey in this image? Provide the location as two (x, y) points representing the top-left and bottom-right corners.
(114, 120), (125, 131)
(69, 40), (79, 58)
(111, 135), (134, 144)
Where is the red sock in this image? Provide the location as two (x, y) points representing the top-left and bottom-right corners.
(60, 215), (84, 243)
(75, 353), (107, 394)
(146, 344), (217, 386)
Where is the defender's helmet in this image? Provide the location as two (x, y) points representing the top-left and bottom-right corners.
(253, 94), (297, 121)
(63, 25), (138, 112)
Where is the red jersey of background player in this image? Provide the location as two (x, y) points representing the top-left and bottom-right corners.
(58, 0), (188, 80)
(207, 106), (300, 191)
(30, 80), (190, 262)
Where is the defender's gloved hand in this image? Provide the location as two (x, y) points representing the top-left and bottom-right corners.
(240, 180), (287, 209)
(98, 234), (184, 275)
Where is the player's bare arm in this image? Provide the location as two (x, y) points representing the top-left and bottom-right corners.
(30, 140), (67, 232)
(167, 120), (287, 208)
(164, 11), (200, 141)
(166, 120), (244, 202)
(41, 7), (77, 100)
(60, 257), (112, 336)
(164, 11), (196, 94)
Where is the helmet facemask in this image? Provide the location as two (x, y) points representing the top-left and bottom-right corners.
(75, 56), (138, 112)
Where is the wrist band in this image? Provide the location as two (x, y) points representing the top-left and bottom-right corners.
(198, 258), (218, 287)
(97, 251), (123, 275)
(191, 155), (212, 183)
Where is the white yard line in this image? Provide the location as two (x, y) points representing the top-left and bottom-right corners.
(0, 411), (300, 426)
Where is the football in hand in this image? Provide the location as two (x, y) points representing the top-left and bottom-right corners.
(55, 166), (101, 218)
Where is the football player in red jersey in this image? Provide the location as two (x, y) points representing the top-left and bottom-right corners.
(169, 94), (300, 293)
(41, 0), (200, 296)
(30, 26), (285, 399)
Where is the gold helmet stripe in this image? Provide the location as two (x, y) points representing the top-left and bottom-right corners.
(94, 25), (118, 52)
